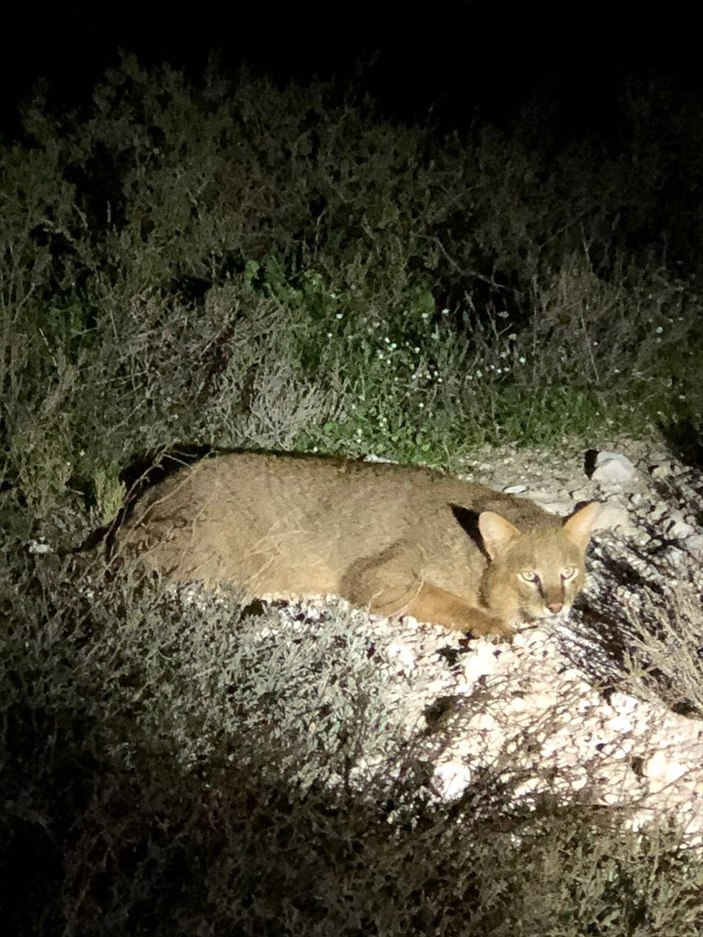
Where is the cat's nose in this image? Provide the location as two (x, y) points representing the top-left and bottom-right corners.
(547, 602), (563, 615)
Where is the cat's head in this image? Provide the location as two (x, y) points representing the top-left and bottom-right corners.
(478, 502), (601, 625)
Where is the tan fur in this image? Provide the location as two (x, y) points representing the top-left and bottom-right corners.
(116, 452), (601, 639)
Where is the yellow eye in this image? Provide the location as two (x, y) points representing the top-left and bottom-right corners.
(520, 570), (540, 583)
(561, 566), (576, 580)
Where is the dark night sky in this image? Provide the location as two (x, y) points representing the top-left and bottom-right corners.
(0, 2), (699, 134)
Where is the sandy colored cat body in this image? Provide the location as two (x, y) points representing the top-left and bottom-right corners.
(116, 452), (600, 638)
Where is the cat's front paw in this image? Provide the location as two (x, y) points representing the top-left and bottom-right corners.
(466, 610), (516, 641)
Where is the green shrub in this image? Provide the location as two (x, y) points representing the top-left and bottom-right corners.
(2, 55), (702, 504)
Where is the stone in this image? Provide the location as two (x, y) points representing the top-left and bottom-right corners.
(569, 486), (595, 501)
(595, 503), (632, 532)
(591, 451), (638, 488)
(433, 762), (473, 800)
(648, 502), (669, 522)
(666, 515), (696, 539)
(685, 534), (703, 556)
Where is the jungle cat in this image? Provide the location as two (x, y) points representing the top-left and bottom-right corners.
(116, 452), (601, 639)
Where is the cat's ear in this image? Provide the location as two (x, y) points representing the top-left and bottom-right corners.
(478, 511), (521, 559)
(562, 501), (601, 550)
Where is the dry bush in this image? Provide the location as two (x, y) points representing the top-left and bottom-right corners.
(564, 463), (703, 718)
(0, 544), (701, 937)
(570, 527), (703, 720)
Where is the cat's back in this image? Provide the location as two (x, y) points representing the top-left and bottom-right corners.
(124, 450), (554, 539)
(132, 452), (466, 529)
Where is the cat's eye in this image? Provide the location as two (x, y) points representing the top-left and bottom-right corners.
(519, 570), (540, 584)
(561, 566), (577, 580)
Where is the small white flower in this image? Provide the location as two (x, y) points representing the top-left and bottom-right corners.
(27, 540), (52, 555)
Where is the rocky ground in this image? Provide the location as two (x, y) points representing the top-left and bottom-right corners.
(236, 437), (703, 844)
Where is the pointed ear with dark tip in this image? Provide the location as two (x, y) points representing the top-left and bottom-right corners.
(562, 501), (601, 550)
(478, 511), (521, 560)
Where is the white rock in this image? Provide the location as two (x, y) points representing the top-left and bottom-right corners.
(608, 692), (640, 714)
(685, 534), (703, 556)
(592, 451), (638, 487)
(387, 642), (416, 675)
(511, 628), (552, 652)
(647, 501), (669, 522)
(525, 488), (556, 504)
(466, 711), (500, 733)
(526, 689), (559, 712)
(666, 516), (696, 539)
(643, 750), (690, 791)
(433, 762), (472, 800)
(569, 486), (595, 501)
(503, 483), (528, 494)
(595, 503), (632, 532)
(460, 643), (503, 682)
(514, 777), (542, 799)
